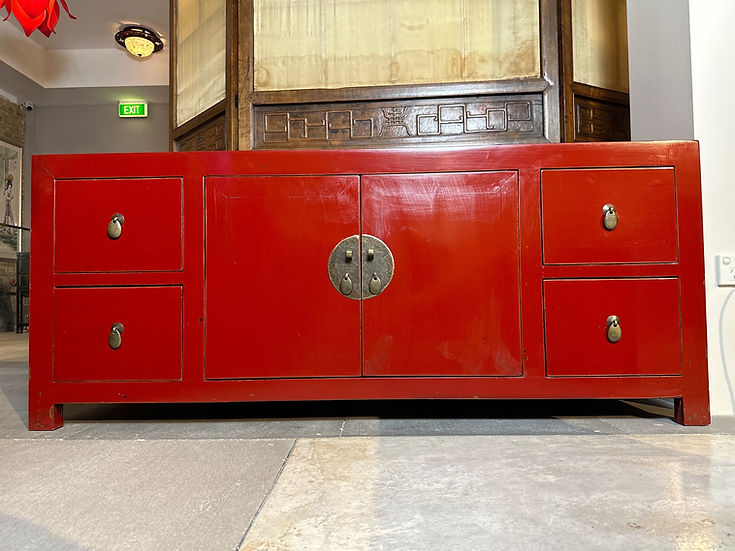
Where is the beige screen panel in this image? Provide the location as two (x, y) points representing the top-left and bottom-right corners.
(572, 0), (629, 93)
(176, 0), (227, 127)
(254, 0), (541, 91)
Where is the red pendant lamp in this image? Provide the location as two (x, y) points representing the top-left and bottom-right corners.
(1, 0), (76, 37)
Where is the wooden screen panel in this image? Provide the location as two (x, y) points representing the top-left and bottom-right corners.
(572, 0), (629, 93)
(176, 0), (227, 126)
(253, 0), (541, 91)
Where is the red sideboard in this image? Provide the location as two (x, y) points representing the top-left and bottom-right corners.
(29, 142), (710, 429)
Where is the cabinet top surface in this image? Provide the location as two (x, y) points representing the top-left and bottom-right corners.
(33, 141), (699, 180)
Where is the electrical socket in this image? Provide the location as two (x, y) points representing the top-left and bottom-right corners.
(716, 255), (735, 286)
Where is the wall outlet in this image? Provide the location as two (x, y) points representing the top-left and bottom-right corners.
(716, 255), (735, 286)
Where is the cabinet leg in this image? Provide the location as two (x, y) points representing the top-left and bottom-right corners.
(28, 402), (64, 431)
(673, 395), (710, 426)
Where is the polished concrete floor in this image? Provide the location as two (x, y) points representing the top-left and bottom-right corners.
(2, 332), (735, 550)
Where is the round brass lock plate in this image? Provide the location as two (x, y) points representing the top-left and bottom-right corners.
(327, 234), (394, 300)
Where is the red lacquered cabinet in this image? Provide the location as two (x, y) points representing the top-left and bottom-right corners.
(30, 142), (710, 429)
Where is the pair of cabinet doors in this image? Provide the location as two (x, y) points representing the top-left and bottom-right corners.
(205, 172), (522, 379)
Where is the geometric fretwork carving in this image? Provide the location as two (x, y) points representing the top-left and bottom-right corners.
(575, 96), (630, 142)
(256, 95), (544, 148)
(176, 113), (227, 152)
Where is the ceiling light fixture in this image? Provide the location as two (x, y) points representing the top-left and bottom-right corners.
(114, 25), (163, 58)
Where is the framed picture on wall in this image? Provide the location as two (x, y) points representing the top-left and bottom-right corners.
(0, 139), (22, 259)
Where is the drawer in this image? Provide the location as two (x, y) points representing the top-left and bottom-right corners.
(541, 168), (678, 264)
(544, 278), (682, 376)
(55, 178), (183, 273)
(53, 286), (183, 382)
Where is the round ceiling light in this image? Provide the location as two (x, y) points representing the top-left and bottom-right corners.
(114, 26), (164, 58)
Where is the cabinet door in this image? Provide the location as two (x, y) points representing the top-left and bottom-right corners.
(205, 176), (361, 378)
(362, 172), (522, 376)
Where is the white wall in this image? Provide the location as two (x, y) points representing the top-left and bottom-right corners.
(689, 0), (735, 416)
(627, 0), (693, 140)
(628, 0), (735, 415)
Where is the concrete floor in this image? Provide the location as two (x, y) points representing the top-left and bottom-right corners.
(1, 333), (734, 550)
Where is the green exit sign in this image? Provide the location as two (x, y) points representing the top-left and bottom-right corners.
(118, 101), (148, 118)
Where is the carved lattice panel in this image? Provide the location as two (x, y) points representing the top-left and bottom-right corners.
(255, 95), (544, 148)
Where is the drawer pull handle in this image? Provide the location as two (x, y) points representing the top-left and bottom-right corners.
(602, 204), (618, 231)
(606, 315), (622, 343)
(339, 273), (353, 296)
(107, 213), (125, 239)
(108, 322), (124, 350)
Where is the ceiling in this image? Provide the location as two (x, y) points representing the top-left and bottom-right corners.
(18, 0), (169, 50)
(0, 0), (170, 104)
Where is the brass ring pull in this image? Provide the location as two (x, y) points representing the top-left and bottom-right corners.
(107, 213), (125, 239)
(109, 322), (124, 350)
(606, 315), (621, 343)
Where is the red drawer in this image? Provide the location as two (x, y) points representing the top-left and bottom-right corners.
(541, 168), (678, 264)
(544, 278), (682, 376)
(53, 286), (183, 382)
(55, 178), (183, 273)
